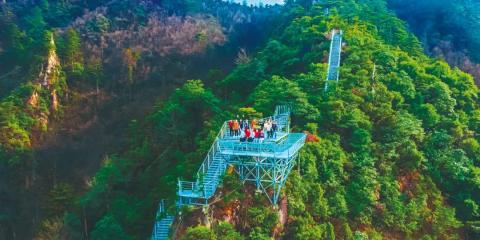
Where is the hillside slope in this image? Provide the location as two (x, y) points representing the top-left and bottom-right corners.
(1, 1), (479, 240)
(388, 0), (480, 84)
(68, 1), (479, 240)
(0, 1), (282, 239)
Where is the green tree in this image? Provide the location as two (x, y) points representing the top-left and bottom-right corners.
(0, 11), (28, 68)
(122, 48), (141, 97)
(36, 218), (63, 240)
(182, 226), (216, 240)
(62, 28), (83, 75)
(24, 7), (46, 39)
(414, 104), (440, 129)
(90, 214), (131, 240)
(248, 227), (271, 240)
(247, 206), (278, 235)
(250, 75), (316, 117)
(343, 222), (354, 240)
(325, 222), (335, 240)
(150, 80), (221, 150)
(346, 166), (378, 219)
(214, 222), (244, 240)
(46, 183), (75, 217)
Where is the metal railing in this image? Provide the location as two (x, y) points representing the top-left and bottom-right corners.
(177, 181), (199, 195)
(274, 105), (291, 116)
(195, 122), (226, 182)
(218, 133), (306, 158)
(202, 164), (223, 197)
(178, 162), (224, 199)
(156, 199), (166, 217)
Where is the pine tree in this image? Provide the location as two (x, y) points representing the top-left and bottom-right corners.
(63, 28), (82, 74)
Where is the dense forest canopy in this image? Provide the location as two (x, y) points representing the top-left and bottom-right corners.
(0, 0), (283, 238)
(0, 0), (479, 239)
(388, 0), (480, 84)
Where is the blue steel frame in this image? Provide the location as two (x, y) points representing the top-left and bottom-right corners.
(225, 133), (306, 204)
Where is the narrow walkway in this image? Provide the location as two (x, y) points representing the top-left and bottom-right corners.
(325, 29), (343, 91)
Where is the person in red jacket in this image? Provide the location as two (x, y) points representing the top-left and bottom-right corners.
(245, 127), (253, 142)
(254, 128), (261, 143)
(228, 120), (234, 136)
(259, 128), (265, 143)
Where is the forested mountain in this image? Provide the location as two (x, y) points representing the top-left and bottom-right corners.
(388, 0), (480, 85)
(0, 0), (479, 240)
(0, 0), (281, 238)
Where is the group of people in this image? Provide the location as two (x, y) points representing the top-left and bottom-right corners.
(228, 116), (279, 143)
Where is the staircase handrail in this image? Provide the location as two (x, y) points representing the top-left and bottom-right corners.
(195, 122), (227, 181)
(202, 161), (224, 198)
(178, 181), (198, 194)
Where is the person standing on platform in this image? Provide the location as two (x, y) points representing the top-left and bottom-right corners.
(265, 119), (272, 139)
(246, 127), (253, 142)
(254, 128), (260, 143)
(240, 127), (246, 142)
(228, 120), (234, 136)
(233, 120), (240, 137)
(259, 128), (265, 143)
(272, 121), (278, 138)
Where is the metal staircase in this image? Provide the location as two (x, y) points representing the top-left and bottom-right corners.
(325, 29), (343, 91)
(152, 200), (174, 240)
(177, 121), (229, 206)
(151, 105), (306, 239)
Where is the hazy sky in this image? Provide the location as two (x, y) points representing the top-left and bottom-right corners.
(232, 0), (285, 5)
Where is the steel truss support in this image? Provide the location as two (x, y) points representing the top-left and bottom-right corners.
(231, 152), (300, 205)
